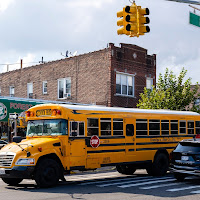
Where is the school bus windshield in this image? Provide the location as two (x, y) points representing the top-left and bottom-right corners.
(26, 119), (68, 136)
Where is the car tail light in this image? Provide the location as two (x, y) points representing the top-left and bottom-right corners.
(196, 134), (200, 139)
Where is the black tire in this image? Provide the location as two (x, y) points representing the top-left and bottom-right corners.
(146, 165), (154, 176)
(149, 153), (169, 176)
(174, 172), (186, 181)
(34, 158), (60, 188)
(116, 164), (136, 175)
(2, 178), (23, 186)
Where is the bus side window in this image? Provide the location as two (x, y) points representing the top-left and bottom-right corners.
(87, 118), (99, 136)
(126, 124), (134, 136)
(136, 119), (147, 135)
(70, 122), (78, 137)
(188, 121), (194, 134)
(171, 120), (178, 135)
(196, 121), (200, 134)
(70, 121), (85, 137)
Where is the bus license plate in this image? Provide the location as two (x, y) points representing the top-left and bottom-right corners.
(181, 156), (189, 161)
(0, 169), (5, 175)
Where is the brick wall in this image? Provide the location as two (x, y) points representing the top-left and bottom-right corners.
(0, 43), (156, 108)
(110, 43), (156, 108)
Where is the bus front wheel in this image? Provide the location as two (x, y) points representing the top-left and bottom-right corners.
(116, 164), (136, 175)
(34, 158), (60, 188)
(2, 178), (23, 186)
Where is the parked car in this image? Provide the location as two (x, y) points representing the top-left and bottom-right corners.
(170, 136), (200, 181)
(0, 140), (8, 149)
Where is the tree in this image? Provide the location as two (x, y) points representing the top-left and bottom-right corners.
(137, 68), (200, 111)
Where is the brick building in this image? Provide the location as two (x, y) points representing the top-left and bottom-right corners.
(0, 43), (156, 108)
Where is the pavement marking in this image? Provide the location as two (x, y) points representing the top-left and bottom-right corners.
(118, 178), (176, 188)
(140, 182), (181, 189)
(190, 190), (200, 194)
(167, 185), (200, 192)
(96, 176), (159, 187)
(68, 172), (123, 182)
(79, 176), (139, 186)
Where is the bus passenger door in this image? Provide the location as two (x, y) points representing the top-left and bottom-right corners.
(69, 121), (86, 169)
(125, 118), (136, 158)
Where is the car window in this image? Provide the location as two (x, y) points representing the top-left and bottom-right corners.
(175, 142), (200, 152)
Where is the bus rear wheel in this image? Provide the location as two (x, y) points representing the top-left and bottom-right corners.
(2, 177), (23, 186)
(174, 172), (186, 181)
(116, 164), (136, 175)
(146, 153), (169, 176)
(34, 158), (60, 188)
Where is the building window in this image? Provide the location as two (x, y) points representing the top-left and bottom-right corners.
(9, 86), (15, 97)
(194, 98), (200, 106)
(116, 72), (134, 96)
(27, 83), (33, 98)
(58, 78), (71, 99)
(43, 81), (47, 94)
(146, 78), (153, 90)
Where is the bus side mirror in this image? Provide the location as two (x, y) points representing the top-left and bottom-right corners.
(13, 136), (22, 143)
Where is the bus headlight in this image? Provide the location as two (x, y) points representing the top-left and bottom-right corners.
(15, 158), (35, 166)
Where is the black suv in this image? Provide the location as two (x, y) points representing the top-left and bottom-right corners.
(170, 137), (200, 181)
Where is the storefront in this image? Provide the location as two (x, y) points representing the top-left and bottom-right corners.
(0, 97), (46, 141)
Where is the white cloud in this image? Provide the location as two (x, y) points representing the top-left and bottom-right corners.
(65, 0), (114, 9)
(0, 0), (14, 12)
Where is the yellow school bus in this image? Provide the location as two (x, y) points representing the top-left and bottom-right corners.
(0, 103), (200, 187)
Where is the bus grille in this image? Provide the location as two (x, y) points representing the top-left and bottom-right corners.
(0, 152), (15, 167)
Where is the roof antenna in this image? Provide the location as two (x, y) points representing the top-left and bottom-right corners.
(61, 51), (69, 58)
(39, 57), (44, 64)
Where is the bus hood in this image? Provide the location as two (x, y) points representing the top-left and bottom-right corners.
(0, 137), (61, 154)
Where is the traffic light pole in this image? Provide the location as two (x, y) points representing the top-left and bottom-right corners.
(165, 0), (200, 5)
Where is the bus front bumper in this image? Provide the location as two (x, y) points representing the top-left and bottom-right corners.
(0, 166), (35, 179)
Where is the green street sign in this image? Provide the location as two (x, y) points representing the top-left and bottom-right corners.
(190, 12), (200, 27)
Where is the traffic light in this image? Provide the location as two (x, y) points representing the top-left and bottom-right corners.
(117, 4), (138, 36)
(124, 4), (138, 36)
(117, 8), (126, 35)
(137, 7), (150, 36)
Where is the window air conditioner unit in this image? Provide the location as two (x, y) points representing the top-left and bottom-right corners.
(29, 93), (33, 99)
(64, 93), (71, 99)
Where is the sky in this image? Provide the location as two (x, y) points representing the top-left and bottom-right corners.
(0, 0), (200, 83)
